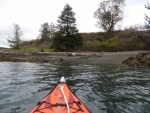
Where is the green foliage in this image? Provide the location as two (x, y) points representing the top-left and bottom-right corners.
(101, 37), (120, 46)
(23, 48), (39, 52)
(98, 37), (120, 51)
(53, 32), (82, 51)
(7, 23), (23, 49)
(81, 35), (121, 52)
(57, 4), (78, 36)
(39, 22), (50, 43)
(44, 48), (55, 52)
(49, 22), (56, 38)
(15, 30), (150, 52)
(9, 47), (39, 52)
(8, 47), (55, 53)
(53, 4), (82, 51)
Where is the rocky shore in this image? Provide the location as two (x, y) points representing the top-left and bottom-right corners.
(0, 52), (103, 64)
(0, 51), (149, 66)
(122, 52), (150, 67)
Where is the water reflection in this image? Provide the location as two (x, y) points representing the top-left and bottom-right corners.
(0, 62), (150, 113)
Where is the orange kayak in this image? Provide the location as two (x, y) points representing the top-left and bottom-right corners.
(30, 77), (91, 113)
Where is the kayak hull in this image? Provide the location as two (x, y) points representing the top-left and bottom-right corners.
(30, 82), (91, 113)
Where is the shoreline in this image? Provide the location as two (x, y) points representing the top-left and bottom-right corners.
(0, 51), (149, 65)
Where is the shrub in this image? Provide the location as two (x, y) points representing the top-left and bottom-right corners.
(99, 37), (120, 51)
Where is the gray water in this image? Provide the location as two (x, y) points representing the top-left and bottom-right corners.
(0, 62), (150, 113)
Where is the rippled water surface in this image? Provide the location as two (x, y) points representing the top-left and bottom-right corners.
(0, 62), (150, 113)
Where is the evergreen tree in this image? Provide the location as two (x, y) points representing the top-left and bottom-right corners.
(49, 22), (56, 38)
(40, 22), (50, 42)
(53, 4), (82, 51)
(7, 23), (23, 49)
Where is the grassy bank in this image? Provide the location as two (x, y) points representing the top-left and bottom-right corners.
(9, 47), (55, 53)
(80, 30), (150, 52)
(15, 29), (150, 52)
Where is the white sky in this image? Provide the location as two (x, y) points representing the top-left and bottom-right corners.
(0, 0), (149, 47)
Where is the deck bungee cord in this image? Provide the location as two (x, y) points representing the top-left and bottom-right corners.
(30, 77), (91, 113)
(59, 84), (70, 113)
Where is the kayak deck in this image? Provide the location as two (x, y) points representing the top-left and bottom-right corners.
(30, 77), (91, 113)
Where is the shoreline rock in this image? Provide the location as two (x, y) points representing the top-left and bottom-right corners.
(122, 52), (150, 67)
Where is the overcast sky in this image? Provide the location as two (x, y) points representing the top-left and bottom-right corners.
(0, 0), (149, 48)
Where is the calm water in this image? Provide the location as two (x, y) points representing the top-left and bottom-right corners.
(0, 62), (150, 113)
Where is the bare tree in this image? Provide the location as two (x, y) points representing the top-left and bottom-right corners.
(94, 0), (125, 37)
(145, 3), (150, 31)
(7, 23), (23, 49)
